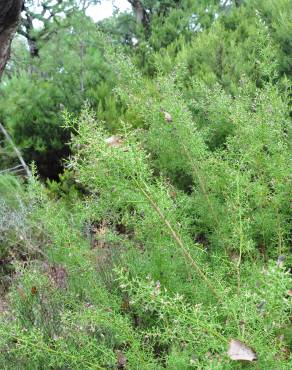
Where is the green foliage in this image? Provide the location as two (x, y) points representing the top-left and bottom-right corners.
(0, 176), (160, 368)
(1, 100), (290, 366)
(2, 0), (291, 179)
(101, 38), (292, 259)
(0, 13), (124, 178)
(0, 174), (44, 292)
(1, 1), (292, 368)
(0, 174), (23, 206)
(0, 71), (71, 178)
(174, 10), (279, 96)
(250, 0), (292, 77)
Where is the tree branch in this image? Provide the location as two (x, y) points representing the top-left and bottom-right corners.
(0, 122), (32, 178)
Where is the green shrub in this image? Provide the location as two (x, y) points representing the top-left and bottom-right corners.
(0, 5), (292, 368)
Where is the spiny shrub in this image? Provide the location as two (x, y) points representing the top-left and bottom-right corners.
(0, 177), (160, 369)
(0, 174), (46, 292)
(0, 30), (292, 369)
(66, 106), (290, 368)
(102, 38), (292, 261)
(66, 109), (218, 301)
(0, 102), (291, 368)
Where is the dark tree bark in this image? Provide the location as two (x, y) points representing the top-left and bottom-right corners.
(18, 1), (99, 59)
(234, 0), (243, 7)
(0, 0), (23, 78)
(20, 7), (39, 57)
(127, 0), (150, 31)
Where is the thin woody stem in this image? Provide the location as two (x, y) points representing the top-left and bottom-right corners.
(0, 122), (32, 178)
(133, 178), (220, 299)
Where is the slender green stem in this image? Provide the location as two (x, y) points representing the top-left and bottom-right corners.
(5, 330), (106, 370)
(133, 177), (220, 299)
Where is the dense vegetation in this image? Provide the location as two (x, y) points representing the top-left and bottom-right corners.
(0, 1), (291, 368)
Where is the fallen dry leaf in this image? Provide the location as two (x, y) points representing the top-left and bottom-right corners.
(31, 286), (38, 295)
(169, 190), (177, 198)
(120, 296), (131, 313)
(48, 265), (68, 289)
(0, 298), (9, 315)
(152, 280), (161, 296)
(17, 286), (27, 301)
(105, 135), (123, 148)
(163, 110), (173, 123)
(276, 254), (285, 267)
(256, 300), (266, 313)
(227, 339), (258, 362)
(90, 220), (109, 249)
(116, 350), (127, 369)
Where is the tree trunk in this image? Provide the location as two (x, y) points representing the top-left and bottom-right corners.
(20, 6), (40, 58)
(234, 0), (243, 7)
(0, 0), (23, 78)
(128, 0), (150, 31)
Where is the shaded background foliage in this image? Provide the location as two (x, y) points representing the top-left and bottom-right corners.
(1, 0), (292, 179)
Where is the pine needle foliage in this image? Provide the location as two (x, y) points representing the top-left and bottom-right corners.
(0, 6), (292, 370)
